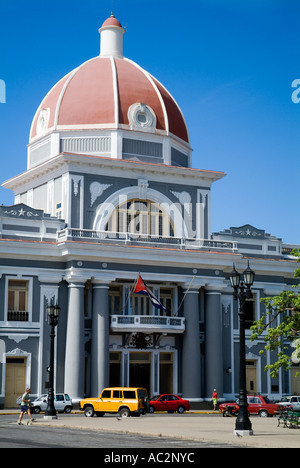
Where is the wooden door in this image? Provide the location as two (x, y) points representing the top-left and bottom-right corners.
(5, 358), (26, 408)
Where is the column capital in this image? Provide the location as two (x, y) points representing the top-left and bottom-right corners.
(63, 267), (90, 285)
(180, 279), (205, 291)
(92, 275), (116, 286)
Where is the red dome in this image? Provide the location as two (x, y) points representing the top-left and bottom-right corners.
(30, 56), (189, 143)
(101, 15), (122, 28)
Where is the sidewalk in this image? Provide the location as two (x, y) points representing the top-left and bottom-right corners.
(2, 410), (299, 448)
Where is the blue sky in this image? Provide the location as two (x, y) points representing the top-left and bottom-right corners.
(0, 0), (299, 244)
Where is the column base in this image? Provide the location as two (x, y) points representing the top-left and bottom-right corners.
(43, 415), (58, 420)
(234, 429), (253, 437)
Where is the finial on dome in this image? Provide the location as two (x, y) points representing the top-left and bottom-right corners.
(99, 14), (125, 58)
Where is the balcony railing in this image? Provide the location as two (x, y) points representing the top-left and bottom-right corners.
(57, 228), (237, 252)
(7, 310), (29, 321)
(110, 314), (185, 334)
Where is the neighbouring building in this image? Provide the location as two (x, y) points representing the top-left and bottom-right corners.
(0, 14), (298, 408)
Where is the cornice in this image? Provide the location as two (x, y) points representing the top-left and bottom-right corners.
(2, 152), (225, 193)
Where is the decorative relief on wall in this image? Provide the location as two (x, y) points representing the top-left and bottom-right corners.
(222, 303), (231, 328)
(171, 191), (191, 213)
(71, 176), (82, 197)
(2, 204), (42, 219)
(137, 178), (149, 199)
(7, 336), (28, 344)
(36, 108), (50, 137)
(231, 225), (265, 238)
(198, 191), (208, 208)
(89, 182), (112, 206)
(128, 103), (156, 131)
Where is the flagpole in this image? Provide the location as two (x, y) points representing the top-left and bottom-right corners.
(175, 276), (196, 316)
(120, 272), (140, 313)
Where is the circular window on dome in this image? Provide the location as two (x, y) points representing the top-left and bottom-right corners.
(128, 103), (156, 131)
(137, 112), (147, 124)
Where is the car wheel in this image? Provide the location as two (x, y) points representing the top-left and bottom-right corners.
(259, 409), (269, 417)
(84, 406), (95, 417)
(177, 406), (185, 414)
(119, 407), (130, 418)
(148, 405), (154, 413)
(32, 407), (41, 414)
(64, 406), (72, 414)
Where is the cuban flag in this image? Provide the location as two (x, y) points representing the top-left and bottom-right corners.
(133, 274), (167, 312)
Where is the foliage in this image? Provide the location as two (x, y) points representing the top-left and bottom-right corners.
(250, 249), (300, 377)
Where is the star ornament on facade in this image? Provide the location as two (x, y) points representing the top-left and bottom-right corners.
(18, 208), (26, 216)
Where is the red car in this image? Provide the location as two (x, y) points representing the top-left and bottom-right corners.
(149, 394), (190, 414)
(219, 395), (280, 417)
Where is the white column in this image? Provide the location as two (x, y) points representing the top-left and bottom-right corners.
(182, 287), (201, 400)
(205, 289), (223, 399)
(90, 282), (110, 396)
(64, 280), (85, 401)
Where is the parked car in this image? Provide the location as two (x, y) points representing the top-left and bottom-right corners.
(278, 395), (300, 411)
(219, 395), (280, 417)
(30, 393), (73, 414)
(80, 387), (149, 418)
(149, 394), (190, 414)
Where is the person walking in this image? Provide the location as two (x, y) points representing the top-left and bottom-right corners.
(18, 388), (35, 425)
(212, 389), (218, 411)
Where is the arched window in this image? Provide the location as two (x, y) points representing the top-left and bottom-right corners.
(105, 199), (174, 237)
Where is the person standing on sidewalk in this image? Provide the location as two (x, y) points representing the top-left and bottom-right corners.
(18, 388), (35, 425)
(212, 389), (218, 411)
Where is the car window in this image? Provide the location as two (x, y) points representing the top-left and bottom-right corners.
(101, 390), (111, 398)
(56, 395), (64, 401)
(65, 394), (70, 401)
(169, 395), (179, 401)
(113, 390), (122, 398)
(123, 391), (136, 399)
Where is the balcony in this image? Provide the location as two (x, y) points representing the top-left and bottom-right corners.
(57, 228), (237, 252)
(110, 315), (185, 334)
(7, 310), (29, 321)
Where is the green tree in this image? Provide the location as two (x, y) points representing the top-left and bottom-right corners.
(250, 249), (300, 377)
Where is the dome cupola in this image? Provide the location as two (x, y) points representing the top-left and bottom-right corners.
(28, 14), (191, 169)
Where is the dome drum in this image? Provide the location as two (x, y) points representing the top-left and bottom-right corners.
(28, 127), (190, 169)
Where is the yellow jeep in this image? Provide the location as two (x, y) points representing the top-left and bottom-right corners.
(80, 387), (149, 418)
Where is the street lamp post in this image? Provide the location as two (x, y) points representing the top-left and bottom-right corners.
(44, 302), (60, 420)
(229, 262), (255, 436)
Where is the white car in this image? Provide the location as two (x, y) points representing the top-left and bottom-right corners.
(278, 396), (300, 411)
(30, 393), (73, 414)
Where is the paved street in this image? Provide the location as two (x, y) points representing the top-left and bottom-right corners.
(1, 411), (299, 449)
(0, 414), (237, 449)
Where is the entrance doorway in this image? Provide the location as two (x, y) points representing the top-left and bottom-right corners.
(246, 360), (257, 394)
(129, 352), (151, 394)
(5, 357), (26, 408)
(159, 353), (173, 394)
